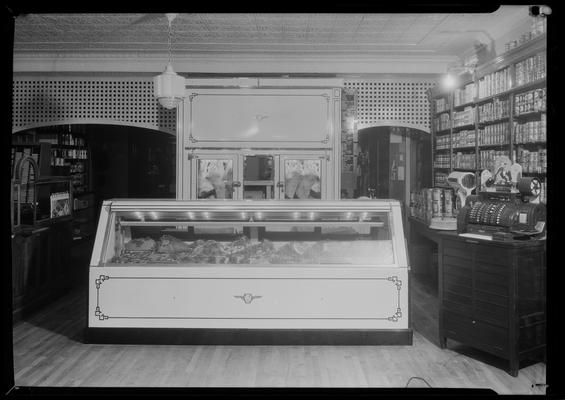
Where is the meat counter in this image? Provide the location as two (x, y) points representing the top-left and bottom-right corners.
(87, 199), (411, 344)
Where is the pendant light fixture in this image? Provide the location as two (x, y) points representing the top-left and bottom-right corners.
(154, 13), (185, 109)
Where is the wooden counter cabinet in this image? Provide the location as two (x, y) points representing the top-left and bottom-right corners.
(438, 232), (546, 376)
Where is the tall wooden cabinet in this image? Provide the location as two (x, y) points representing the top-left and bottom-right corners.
(429, 34), (546, 204)
(438, 232), (546, 376)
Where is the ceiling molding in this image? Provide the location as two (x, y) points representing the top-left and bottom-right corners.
(13, 52), (457, 74)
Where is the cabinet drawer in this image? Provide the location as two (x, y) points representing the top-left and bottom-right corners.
(475, 260), (510, 278)
(475, 245), (509, 265)
(475, 270), (509, 296)
(442, 310), (509, 357)
(443, 273), (472, 290)
(442, 238), (472, 251)
(474, 300), (509, 328)
(443, 245), (473, 261)
(443, 261), (473, 280)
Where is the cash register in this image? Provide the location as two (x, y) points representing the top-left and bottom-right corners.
(456, 157), (546, 241)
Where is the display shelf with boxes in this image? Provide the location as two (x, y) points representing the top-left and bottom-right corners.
(86, 199), (411, 345)
(429, 28), (546, 190)
(11, 125), (94, 241)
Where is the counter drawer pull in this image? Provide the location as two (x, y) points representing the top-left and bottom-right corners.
(234, 293), (263, 304)
(472, 320), (476, 324)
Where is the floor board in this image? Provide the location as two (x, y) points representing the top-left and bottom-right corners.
(11, 273), (546, 393)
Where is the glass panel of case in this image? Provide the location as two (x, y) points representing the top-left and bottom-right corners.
(107, 209), (394, 266)
(243, 155), (275, 199)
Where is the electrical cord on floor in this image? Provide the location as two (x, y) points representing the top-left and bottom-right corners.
(405, 376), (432, 388)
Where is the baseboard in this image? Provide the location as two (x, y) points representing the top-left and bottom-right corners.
(85, 327), (413, 345)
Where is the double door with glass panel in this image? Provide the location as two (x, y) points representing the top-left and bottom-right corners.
(187, 151), (332, 200)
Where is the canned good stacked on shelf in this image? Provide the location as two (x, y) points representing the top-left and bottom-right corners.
(435, 135), (450, 150)
(478, 98), (510, 123)
(410, 187), (455, 223)
(479, 150), (510, 171)
(452, 106), (475, 128)
(515, 148), (547, 174)
(454, 83), (475, 107)
(434, 112), (451, 131)
(478, 67), (511, 99)
(452, 152), (476, 170)
(515, 51), (546, 87)
(434, 154), (451, 169)
(478, 122), (509, 146)
(514, 87), (546, 115)
(504, 18), (545, 52)
(434, 171), (449, 187)
(452, 130), (476, 149)
(514, 114), (546, 144)
(435, 97), (449, 113)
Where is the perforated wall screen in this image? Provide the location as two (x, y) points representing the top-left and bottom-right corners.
(12, 77), (176, 134)
(12, 76), (436, 135)
(343, 79), (436, 132)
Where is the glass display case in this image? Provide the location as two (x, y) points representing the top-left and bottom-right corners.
(88, 199), (410, 344)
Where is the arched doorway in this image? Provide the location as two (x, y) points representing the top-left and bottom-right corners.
(357, 125), (431, 206)
(11, 123), (176, 291)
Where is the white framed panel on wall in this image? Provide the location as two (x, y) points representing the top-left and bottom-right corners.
(184, 88), (333, 148)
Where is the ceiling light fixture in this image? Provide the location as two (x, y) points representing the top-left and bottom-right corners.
(154, 13), (185, 109)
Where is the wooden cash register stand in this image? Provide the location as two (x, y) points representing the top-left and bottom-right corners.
(437, 231), (546, 376)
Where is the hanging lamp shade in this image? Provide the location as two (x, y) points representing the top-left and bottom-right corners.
(154, 63), (186, 109)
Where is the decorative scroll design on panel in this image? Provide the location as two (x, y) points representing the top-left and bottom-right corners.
(12, 78), (176, 133)
(233, 293), (263, 304)
(94, 275), (110, 320)
(386, 276), (403, 322)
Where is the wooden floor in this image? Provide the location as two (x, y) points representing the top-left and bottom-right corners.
(11, 273), (546, 393)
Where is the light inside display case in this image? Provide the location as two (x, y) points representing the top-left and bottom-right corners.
(97, 201), (397, 267)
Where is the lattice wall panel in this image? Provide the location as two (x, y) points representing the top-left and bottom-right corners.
(344, 79), (436, 132)
(12, 78), (176, 133)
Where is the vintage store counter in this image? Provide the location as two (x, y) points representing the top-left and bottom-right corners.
(86, 199), (412, 345)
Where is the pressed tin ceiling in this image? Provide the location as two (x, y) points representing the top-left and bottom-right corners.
(13, 7), (530, 59)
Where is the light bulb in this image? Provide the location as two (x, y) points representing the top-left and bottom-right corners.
(442, 74), (457, 91)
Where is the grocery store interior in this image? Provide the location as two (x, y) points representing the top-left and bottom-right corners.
(7, 6), (554, 395)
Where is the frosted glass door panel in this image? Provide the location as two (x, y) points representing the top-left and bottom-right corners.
(283, 159), (322, 199)
(196, 159), (234, 199)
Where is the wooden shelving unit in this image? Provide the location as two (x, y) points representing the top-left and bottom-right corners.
(11, 125), (96, 241)
(429, 33), (546, 203)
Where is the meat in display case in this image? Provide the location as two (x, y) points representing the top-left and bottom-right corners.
(88, 199), (411, 344)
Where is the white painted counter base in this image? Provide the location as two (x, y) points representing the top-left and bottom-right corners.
(89, 266), (408, 330)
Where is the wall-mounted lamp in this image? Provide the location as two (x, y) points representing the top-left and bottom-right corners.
(154, 13), (186, 109)
(441, 65), (476, 91)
